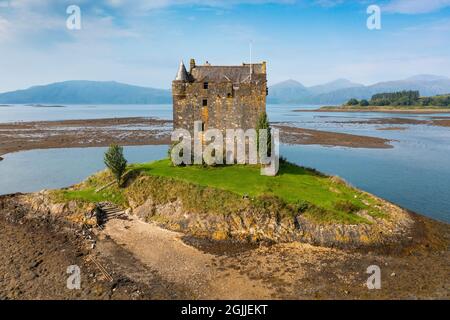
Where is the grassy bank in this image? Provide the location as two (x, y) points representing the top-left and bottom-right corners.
(52, 159), (387, 224)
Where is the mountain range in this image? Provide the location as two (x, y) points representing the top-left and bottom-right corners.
(0, 81), (171, 104)
(268, 75), (450, 104)
(0, 75), (449, 105)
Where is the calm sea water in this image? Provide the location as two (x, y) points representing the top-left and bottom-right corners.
(0, 104), (449, 223)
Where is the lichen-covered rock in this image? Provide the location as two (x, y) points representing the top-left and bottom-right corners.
(0, 188), (416, 250)
(130, 194), (415, 249)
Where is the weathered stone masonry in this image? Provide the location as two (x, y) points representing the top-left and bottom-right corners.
(172, 59), (268, 134)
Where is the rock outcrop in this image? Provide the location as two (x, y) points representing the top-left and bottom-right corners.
(130, 194), (415, 250)
(0, 185), (417, 250)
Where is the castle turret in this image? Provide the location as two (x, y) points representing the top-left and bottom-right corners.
(175, 61), (189, 81)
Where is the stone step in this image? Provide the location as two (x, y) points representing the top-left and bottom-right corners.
(103, 209), (122, 214)
(96, 202), (127, 223)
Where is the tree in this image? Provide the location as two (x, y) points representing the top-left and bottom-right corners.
(104, 144), (127, 186)
(359, 99), (369, 106)
(370, 90), (420, 106)
(346, 98), (359, 106)
(256, 112), (271, 155)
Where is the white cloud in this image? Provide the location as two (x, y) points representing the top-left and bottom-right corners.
(384, 0), (450, 14)
(0, 16), (11, 41)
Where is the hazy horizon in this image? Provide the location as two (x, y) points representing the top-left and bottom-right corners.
(1, 0), (450, 92)
(3, 73), (450, 94)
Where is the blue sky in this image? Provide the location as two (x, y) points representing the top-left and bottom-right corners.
(0, 0), (450, 92)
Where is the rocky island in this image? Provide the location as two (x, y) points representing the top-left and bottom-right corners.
(1, 158), (448, 299)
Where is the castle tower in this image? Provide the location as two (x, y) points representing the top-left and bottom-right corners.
(172, 59), (267, 134)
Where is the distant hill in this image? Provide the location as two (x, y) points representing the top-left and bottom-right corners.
(308, 78), (364, 95)
(2, 75), (450, 106)
(0, 80), (172, 104)
(268, 79), (311, 104)
(269, 75), (450, 105)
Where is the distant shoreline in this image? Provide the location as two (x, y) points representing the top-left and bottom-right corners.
(297, 106), (450, 114)
(26, 104), (67, 108)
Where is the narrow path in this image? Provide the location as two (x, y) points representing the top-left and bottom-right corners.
(100, 215), (274, 299)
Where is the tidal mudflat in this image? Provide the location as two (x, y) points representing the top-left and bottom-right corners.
(0, 117), (172, 156)
(0, 117), (394, 157)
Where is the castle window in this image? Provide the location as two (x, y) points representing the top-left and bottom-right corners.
(201, 122), (205, 131)
(202, 99), (208, 106)
(203, 82), (209, 89)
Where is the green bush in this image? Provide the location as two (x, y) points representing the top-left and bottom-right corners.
(359, 99), (369, 106)
(104, 144), (127, 186)
(334, 200), (361, 214)
(346, 98), (359, 106)
(256, 112), (272, 155)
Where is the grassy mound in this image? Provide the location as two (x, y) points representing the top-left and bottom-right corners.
(52, 159), (387, 224)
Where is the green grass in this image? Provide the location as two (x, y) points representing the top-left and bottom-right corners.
(53, 158), (387, 224)
(129, 159), (385, 223)
(132, 160), (344, 207)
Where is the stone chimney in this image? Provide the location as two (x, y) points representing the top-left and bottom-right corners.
(190, 59), (196, 72)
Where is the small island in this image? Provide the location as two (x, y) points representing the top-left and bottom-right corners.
(2, 153), (448, 299)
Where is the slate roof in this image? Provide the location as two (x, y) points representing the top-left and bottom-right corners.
(190, 64), (264, 83)
(175, 61), (189, 81)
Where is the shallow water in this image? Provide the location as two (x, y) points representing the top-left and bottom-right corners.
(0, 146), (169, 194)
(0, 104), (449, 223)
(0, 104), (173, 123)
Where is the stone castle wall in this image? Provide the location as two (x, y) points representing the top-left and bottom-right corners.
(173, 74), (267, 134)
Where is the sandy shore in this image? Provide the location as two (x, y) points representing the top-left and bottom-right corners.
(0, 117), (395, 156)
(0, 193), (448, 300)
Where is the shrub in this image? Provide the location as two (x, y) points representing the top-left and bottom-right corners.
(256, 112), (271, 155)
(104, 144), (127, 186)
(346, 98), (359, 106)
(359, 99), (369, 106)
(334, 200), (361, 214)
(294, 200), (310, 213)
